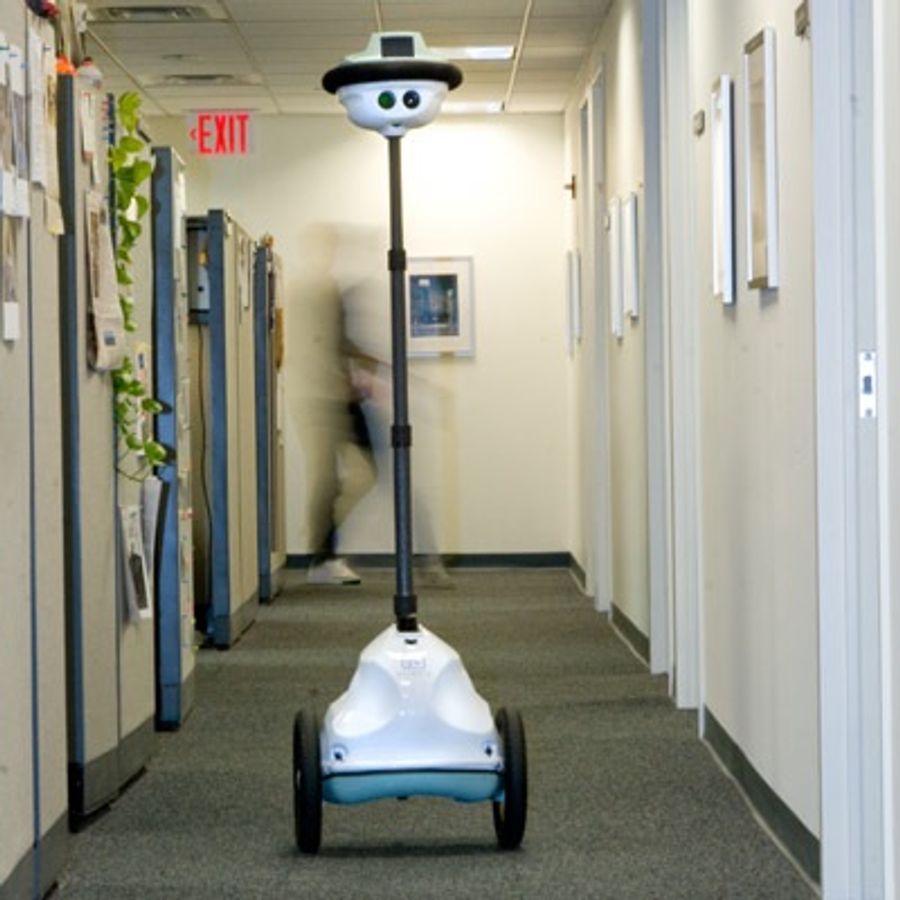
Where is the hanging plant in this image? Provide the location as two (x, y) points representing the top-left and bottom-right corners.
(109, 91), (166, 477)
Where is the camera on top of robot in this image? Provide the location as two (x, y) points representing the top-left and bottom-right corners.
(322, 32), (464, 138)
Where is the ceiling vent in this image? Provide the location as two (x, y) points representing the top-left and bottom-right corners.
(89, 4), (226, 23)
(145, 72), (262, 87)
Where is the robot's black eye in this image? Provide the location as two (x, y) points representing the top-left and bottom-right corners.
(403, 90), (420, 109)
(378, 91), (396, 110)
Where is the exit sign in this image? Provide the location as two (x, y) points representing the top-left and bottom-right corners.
(188, 110), (253, 156)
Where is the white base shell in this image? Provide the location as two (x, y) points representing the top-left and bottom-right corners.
(321, 624), (503, 804)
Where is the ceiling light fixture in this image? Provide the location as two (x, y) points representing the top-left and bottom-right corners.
(433, 46), (515, 61)
(88, 4), (225, 23)
(442, 100), (504, 114)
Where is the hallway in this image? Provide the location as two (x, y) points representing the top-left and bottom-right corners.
(55, 570), (813, 898)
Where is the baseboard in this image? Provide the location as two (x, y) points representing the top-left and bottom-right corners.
(610, 603), (650, 664)
(0, 844), (32, 900)
(69, 741), (119, 823)
(38, 811), (69, 898)
(211, 592), (259, 648)
(118, 716), (155, 788)
(703, 707), (820, 884)
(286, 552), (574, 570)
(568, 555), (587, 591)
(157, 667), (196, 731)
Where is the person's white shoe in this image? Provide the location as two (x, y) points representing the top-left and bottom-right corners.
(307, 557), (361, 585)
(418, 559), (454, 589)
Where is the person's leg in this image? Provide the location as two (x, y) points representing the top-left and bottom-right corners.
(332, 400), (378, 531)
(305, 421), (340, 562)
(305, 406), (360, 584)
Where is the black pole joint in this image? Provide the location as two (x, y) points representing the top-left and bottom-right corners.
(391, 424), (412, 448)
(387, 248), (407, 272)
(394, 605), (418, 633)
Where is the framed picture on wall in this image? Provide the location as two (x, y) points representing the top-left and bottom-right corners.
(711, 74), (735, 305)
(621, 192), (640, 318)
(743, 26), (779, 290)
(566, 248), (582, 356)
(608, 197), (623, 339)
(406, 256), (474, 357)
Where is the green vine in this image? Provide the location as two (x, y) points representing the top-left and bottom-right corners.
(109, 91), (166, 477)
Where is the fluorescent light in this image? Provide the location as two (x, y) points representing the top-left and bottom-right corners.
(443, 101), (504, 114)
(434, 45), (515, 61)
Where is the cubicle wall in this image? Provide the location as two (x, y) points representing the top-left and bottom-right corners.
(152, 146), (196, 727)
(28, 36), (69, 899)
(113, 126), (156, 780)
(0, 140), (36, 899)
(0, 17), (38, 890)
(254, 244), (286, 602)
(188, 211), (259, 647)
(0, 6), (68, 898)
(58, 73), (155, 823)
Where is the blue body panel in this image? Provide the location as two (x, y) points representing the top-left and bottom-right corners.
(322, 770), (502, 805)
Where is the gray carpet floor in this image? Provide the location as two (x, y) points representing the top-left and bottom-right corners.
(56, 569), (815, 899)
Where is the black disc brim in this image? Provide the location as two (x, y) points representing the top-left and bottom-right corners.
(322, 59), (463, 94)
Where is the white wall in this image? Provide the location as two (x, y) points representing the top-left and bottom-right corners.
(687, 0), (819, 835)
(564, 0), (650, 632)
(148, 113), (572, 556)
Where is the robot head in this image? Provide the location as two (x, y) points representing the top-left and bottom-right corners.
(322, 33), (463, 138)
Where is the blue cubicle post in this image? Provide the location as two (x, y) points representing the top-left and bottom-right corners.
(151, 146), (196, 728)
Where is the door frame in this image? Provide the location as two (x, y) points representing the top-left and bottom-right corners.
(874, 0), (900, 891)
(659, 0), (702, 709)
(584, 65), (614, 614)
(812, 0), (885, 895)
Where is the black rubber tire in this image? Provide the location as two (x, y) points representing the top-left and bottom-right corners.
(492, 706), (527, 850)
(293, 708), (322, 854)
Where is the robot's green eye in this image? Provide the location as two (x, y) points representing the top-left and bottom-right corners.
(378, 91), (396, 109)
(403, 90), (420, 109)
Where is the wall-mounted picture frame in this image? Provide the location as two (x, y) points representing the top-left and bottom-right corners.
(406, 256), (474, 357)
(608, 197), (623, 339)
(566, 248), (582, 356)
(621, 192), (639, 319)
(743, 26), (779, 290)
(711, 74), (735, 305)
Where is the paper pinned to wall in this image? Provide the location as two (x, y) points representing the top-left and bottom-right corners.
(3, 300), (19, 340)
(1, 216), (19, 342)
(7, 43), (29, 218)
(80, 89), (97, 161)
(120, 505), (152, 622)
(141, 476), (165, 609)
(0, 37), (9, 208)
(28, 23), (46, 187)
(30, 17), (63, 233)
(85, 190), (125, 370)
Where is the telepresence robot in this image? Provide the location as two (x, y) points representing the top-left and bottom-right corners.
(292, 32), (527, 855)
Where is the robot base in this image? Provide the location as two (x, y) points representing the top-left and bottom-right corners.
(293, 624), (527, 853)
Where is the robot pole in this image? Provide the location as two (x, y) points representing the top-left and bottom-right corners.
(387, 135), (417, 631)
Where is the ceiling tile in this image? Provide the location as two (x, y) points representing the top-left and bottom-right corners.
(83, 0), (617, 117)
